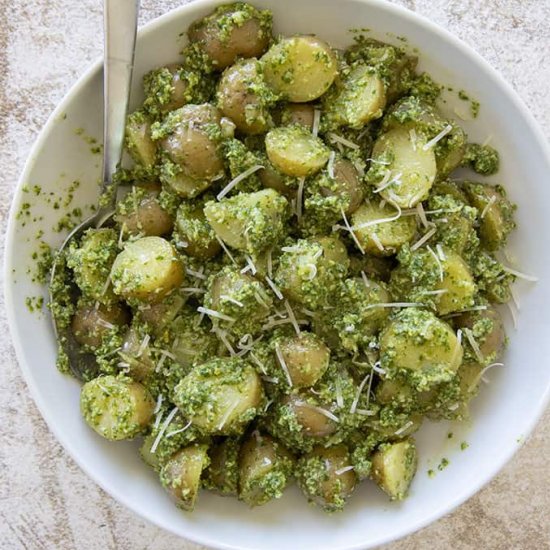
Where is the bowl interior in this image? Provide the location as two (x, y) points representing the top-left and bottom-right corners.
(5, 0), (550, 549)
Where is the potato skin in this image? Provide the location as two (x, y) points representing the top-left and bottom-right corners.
(238, 433), (294, 507)
(189, 4), (271, 69)
(160, 444), (210, 511)
(296, 444), (357, 512)
(217, 59), (274, 135)
(72, 301), (129, 349)
(278, 332), (330, 388)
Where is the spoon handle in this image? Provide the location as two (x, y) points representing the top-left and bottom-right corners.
(97, 0), (139, 224)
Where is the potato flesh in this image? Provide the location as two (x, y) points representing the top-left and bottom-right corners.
(111, 237), (184, 303)
(126, 114), (157, 168)
(330, 65), (386, 128)
(352, 201), (416, 256)
(266, 126), (330, 177)
(372, 127), (437, 208)
(262, 36), (338, 102)
(380, 310), (463, 376)
(435, 249), (476, 315)
(371, 440), (418, 500)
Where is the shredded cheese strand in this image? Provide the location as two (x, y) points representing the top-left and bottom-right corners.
(327, 132), (359, 150)
(265, 276), (284, 300)
(151, 407), (178, 454)
(340, 207), (365, 254)
(410, 226), (437, 251)
(427, 244), (444, 281)
(423, 124), (453, 150)
(216, 165), (264, 200)
(196, 306), (236, 323)
(275, 343), (293, 387)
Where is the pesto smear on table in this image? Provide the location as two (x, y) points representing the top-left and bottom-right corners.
(47, 1), (524, 513)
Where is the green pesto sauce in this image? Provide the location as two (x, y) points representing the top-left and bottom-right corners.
(40, 1), (519, 516)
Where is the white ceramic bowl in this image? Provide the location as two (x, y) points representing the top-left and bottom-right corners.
(5, 1), (550, 548)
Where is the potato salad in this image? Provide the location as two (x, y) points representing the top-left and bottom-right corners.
(51, 2), (518, 513)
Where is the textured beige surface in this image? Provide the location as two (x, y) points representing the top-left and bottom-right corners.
(1, 0), (549, 549)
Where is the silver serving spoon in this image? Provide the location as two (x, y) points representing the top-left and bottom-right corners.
(49, 0), (139, 379)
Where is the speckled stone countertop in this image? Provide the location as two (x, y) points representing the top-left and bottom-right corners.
(1, 1), (549, 548)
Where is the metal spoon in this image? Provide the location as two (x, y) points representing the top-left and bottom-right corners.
(49, 0), (139, 380)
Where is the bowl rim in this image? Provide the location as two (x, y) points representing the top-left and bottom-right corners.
(5, 0), (550, 548)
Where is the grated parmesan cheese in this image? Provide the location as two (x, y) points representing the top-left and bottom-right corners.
(265, 276), (283, 300)
(427, 245), (444, 281)
(480, 195), (497, 219)
(327, 151), (336, 179)
(165, 420), (193, 439)
(151, 407), (178, 454)
(410, 226), (437, 251)
(284, 300), (301, 336)
(423, 124), (453, 150)
(335, 465), (354, 476)
(214, 234), (237, 265)
(216, 165), (264, 200)
(327, 132), (360, 150)
(394, 420), (414, 436)
(463, 327), (484, 363)
(312, 108), (321, 137)
(196, 306), (236, 323)
(416, 202), (429, 228)
(296, 177), (305, 222)
(275, 343), (293, 387)
(340, 207), (365, 254)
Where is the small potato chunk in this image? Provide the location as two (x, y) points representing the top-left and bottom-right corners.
(258, 161), (298, 198)
(382, 97), (466, 178)
(206, 267), (273, 338)
(262, 36), (338, 102)
(296, 445), (357, 512)
(371, 439), (418, 501)
(435, 249), (476, 315)
(72, 301), (129, 349)
(454, 307), (505, 365)
(158, 104), (225, 196)
(115, 186), (174, 237)
(238, 433), (294, 507)
(463, 182), (515, 250)
(352, 201), (416, 256)
(135, 293), (186, 335)
(283, 394), (338, 437)
(280, 103), (315, 129)
(319, 158), (364, 215)
(67, 228), (118, 302)
(160, 444), (210, 511)
(380, 308), (463, 390)
(325, 64), (386, 128)
(203, 437), (241, 496)
(119, 327), (155, 381)
(175, 200), (221, 259)
(278, 332), (330, 388)
(217, 59), (274, 135)
(275, 237), (349, 310)
(204, 189), (288, 255)
(80, 375), (154, 440)
(126, 111), (157, 169)
(265, 125), (330, 177)
(143, 63), (206, 115)
(173, 357), (264, 435)
(189, 4), (271, 69)
(369, 127), (437, 208)
(111, 237), (184, 303)
(335, 278), (391, 353)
